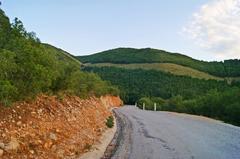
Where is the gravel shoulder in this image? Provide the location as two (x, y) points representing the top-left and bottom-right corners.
(114, 106), (240, 159)
(79, 117), (117, 159)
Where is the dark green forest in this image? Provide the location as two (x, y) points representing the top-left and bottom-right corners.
(0, 9), (118, 106)
(83, 66), (240, 125)
(83, 66), (233, 103)
(78, 48), (240, 77)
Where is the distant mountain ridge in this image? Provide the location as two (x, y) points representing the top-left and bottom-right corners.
(77, 48), (240, 78)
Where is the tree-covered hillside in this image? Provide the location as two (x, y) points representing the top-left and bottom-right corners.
(83, 66), (233, 104)
(0, 9), (118, 106)
(78, 48), (240, 77)
(83, 66), (240, 125)
(87, 63), (223, 81)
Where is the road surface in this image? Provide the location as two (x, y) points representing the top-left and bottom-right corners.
(111, 106), (240, 159)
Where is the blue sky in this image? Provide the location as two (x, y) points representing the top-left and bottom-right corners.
(2, 0), (239, 61)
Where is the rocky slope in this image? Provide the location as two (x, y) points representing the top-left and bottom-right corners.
(0, 95), (122, 159)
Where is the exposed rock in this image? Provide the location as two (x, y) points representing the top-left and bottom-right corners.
(0, 149), (3, 157)
(44, 141), (53, 149)
(55, 129), (60, 133)
(5, 138), (20, 151)
(16, 121), (22, 126)
(0, 142), (5, 149)
(0, 95), (122, 158)
(49, 132), (57, 141)
(29, 150), (35, 154)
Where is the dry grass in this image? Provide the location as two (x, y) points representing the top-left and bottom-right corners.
(87, 63), (223, 81)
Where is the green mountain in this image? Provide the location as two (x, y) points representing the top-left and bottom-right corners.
(78, 49), (240, 126)
(77, 48), (240, 78)
(0, 9), (118, 106)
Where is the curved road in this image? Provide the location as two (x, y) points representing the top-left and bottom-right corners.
(112, 106), (240, 159)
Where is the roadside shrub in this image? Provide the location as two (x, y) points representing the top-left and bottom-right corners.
(151, 97), (166, 110)
(137, 97), (154, 110)
(106, 116), (114, 128)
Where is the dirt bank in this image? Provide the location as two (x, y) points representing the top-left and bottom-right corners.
(79, 116), (117, 159)
(0, 95), (122, 159)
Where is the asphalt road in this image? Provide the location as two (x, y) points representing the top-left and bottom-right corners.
(112, 106), (240, 159)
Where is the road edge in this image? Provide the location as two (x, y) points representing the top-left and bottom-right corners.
(79, 110), (117, 159)
(101, 108), (132, 159)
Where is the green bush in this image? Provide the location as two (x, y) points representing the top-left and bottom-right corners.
(106, 116), (114, 128)
(137, 97), (154, 110)
(151, 97), (166, 110)
(0, 80), (18, 106)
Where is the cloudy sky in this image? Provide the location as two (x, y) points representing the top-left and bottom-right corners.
(1, 0), (240, 61)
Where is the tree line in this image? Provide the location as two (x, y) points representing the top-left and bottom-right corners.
(83, 66), (234, 103)
(137, 87), (240, 126)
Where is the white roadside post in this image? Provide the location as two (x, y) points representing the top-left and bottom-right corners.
(135, 102), (137, 107)
(143, 103), (145, 110)
(154, 103), (157, 111)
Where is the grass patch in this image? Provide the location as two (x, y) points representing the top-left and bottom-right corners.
(87, 63), (223, 81)
(106, 116), (114, 128)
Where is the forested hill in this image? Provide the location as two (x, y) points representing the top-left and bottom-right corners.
(77, 48), (240, 77)
(0, 9), (118, 106)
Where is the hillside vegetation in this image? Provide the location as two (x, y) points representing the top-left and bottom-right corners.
(0, 9), (118, 106)
(88, 63), (222, 80)
(78, 48), (240, 77)
(84, 67), (233, 104)
(84, 66), (240, 125)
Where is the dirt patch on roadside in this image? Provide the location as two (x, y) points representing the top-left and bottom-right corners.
(79, 116), (117, 159)
(0, 95), (122, 159)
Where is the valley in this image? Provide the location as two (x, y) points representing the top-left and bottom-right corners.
(1, 2), (240, 159)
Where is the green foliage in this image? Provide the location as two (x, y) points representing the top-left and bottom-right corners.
(106, 116), (114, 128)
(151, 97), (165, 110)
(84, 66), (230, 104)
(137, 97), (154, 110)
(78, 48), (240, 77)
(0, 80), (17, 106)
(88, 63), (222, 81)
(66, 71), (118, 98)
(162, 95), (185, 112)
(0, 10), (11, 48)
(0, 9), (118, 106)
(138, 88), (240, 126)
(84, 66), (240, 125)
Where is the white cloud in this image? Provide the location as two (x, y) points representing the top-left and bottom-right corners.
(183, 0), (240, 60)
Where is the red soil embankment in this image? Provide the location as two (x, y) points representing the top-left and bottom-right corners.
(0, 95), (122, 159)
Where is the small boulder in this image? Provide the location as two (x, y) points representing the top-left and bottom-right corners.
(0, 142), (5, 149)
(29, 150), (35, 154)
(49, 133), (57, 141)
(17, 121), (22, 126)
(5, 138), (20, 151)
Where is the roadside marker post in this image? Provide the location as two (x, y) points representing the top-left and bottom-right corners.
(143, 103), (145, 110)
(154, 103), (157, 111)
(135, 102), (137, 107)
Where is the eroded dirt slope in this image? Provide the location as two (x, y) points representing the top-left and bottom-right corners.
(0, 95), (122, 159)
